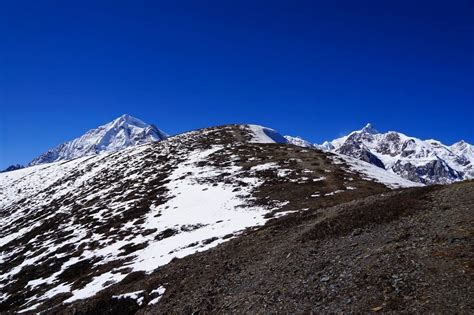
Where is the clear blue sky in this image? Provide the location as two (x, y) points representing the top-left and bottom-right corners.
(1, 0), (473, 168)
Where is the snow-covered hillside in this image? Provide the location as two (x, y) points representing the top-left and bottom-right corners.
(0, 124), (417, 313)
(29, 114), (168, 166)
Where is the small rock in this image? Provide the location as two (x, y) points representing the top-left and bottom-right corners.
(320, 276), (330, 282)
(371, 306), (383, 312)
(352, 228), (362, 236)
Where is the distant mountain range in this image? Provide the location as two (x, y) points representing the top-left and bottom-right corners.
(2, 115), (472, 185)
(285, 123), (473, 185)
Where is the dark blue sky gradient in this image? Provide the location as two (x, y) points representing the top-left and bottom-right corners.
(1, 0), (473, 167)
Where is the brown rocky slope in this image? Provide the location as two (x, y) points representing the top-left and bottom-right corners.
(57, 181), (473, 314)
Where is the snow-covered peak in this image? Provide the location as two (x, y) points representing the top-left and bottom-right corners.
(451, 140), (472, 152)
(452, 139), (467, 146)
(110, 114), (149, 129)
(29, 114), (168, 166)
(360, 123), (379, 134)
(450, 140), (474, 165)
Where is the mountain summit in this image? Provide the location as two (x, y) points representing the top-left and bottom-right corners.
(29, 114), (168, 165)
(360, 123), (378, 134)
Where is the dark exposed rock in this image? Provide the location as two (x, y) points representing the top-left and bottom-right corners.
(392, 159), (463, 184)
(337, 142), (385, 169)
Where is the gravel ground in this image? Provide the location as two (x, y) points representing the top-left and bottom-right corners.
(56, 180), (473, 314)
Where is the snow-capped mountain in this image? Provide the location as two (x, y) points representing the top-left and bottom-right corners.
(318, 123), (474, 184)
(284, 135), (316, 148)
(29, 114), (168, 166)
(0, 124), (420, 313)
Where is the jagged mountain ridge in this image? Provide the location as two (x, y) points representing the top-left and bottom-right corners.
(28, 114), (168, 166)
(285, 124), (473, 185)
(324, 123), (473, 184)
(0, 123), (420, 313)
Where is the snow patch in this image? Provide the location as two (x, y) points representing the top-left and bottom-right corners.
(112, 290), (145, 306)
(148, 286), (166, 305)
